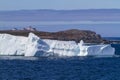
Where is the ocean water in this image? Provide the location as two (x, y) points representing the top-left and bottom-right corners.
(0, 56), (120, 80)
(104, 37), (120, 41)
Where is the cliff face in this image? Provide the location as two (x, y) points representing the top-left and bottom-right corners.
(0, 29), (107, 43)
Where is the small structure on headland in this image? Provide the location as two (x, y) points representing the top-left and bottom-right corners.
(23, 26), (37, 31)
(11, 26), (37, 31)
(12, 28), (18, 31)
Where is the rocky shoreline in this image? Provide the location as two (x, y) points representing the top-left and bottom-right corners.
(0, 29), (109, 43)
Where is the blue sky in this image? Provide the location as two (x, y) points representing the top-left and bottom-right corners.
(0, 0), (120, 10)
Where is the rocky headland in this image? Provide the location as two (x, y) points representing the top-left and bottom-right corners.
(0, 29), (108, 43)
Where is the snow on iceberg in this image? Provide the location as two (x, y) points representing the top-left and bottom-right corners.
(0, 33), (115, 57)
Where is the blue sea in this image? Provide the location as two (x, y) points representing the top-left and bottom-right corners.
(0, 55), (120, 80)
(1, 22), (120, 80)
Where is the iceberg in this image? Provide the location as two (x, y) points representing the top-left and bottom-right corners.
(78, 41), (115, 56)
(43, 39), (80, 56)
(0, 33), (115, 57)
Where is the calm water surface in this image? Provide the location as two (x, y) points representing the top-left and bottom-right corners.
(0, 56), (120, 80)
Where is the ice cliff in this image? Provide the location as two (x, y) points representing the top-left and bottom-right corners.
(0, 33), (115, 57)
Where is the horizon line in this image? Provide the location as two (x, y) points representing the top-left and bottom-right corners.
(1, 8), (120, 11)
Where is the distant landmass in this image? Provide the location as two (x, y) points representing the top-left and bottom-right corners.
(0, 9), (120, 21)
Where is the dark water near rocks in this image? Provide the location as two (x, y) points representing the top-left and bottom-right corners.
(0, 44), (119, 80)
(104, 37), (120, 41)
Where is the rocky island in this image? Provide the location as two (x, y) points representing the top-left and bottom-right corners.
(0, 28), (108, 43)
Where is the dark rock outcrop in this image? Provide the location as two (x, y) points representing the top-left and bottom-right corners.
(0, 29), (108, 43)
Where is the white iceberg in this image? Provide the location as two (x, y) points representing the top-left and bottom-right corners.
(0, 33), (27, 56)
(78, 42), (115, 56)
(0, 33), (115, 57)
(43, 39), (79, 56)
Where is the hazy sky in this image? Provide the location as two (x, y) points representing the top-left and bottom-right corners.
(0, 0), (120, 10)
(0, 0), (120, 37)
